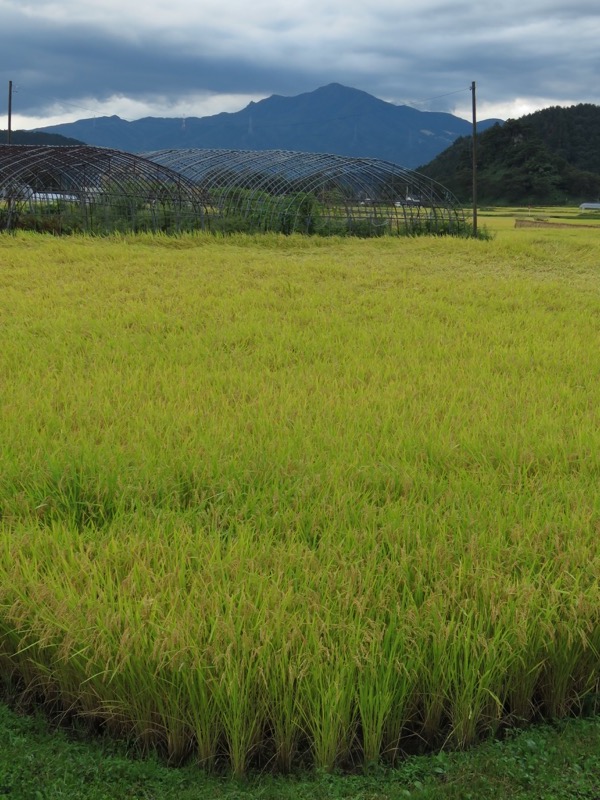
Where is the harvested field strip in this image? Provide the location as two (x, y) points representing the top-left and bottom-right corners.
(514, 218), (600, 228)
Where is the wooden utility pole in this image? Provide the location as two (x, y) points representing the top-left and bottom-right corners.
(471, 80), (477, 237)
(7, 80), (12, 144)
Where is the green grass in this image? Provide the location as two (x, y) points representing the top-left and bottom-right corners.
(2, 701), (600, 799)
(1, 227), (600, 775)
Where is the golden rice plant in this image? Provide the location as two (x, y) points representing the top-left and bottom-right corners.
(0, 228), (599, 772)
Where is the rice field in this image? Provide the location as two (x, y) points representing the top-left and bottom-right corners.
(1, 222), (600, 774)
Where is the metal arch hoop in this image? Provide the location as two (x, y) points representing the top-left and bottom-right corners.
(0, 145), (207, 234)
(144, 148), (465, 236)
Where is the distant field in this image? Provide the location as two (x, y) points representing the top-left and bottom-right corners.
(478, 204), (600, 233)
(1, 225), (599, 775)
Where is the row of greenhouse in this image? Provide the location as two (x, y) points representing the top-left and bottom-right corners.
(0, 144), (466, 237)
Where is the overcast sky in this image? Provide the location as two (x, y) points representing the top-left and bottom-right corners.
(1, 0), (599, 129)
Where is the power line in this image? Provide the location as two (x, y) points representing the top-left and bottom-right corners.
(10, 88), (103, 117)
(396, 86), (471, 109)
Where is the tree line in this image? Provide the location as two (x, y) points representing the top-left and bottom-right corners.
(418, 103), (600, 205)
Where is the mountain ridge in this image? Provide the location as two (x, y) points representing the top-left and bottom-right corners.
(34, 83), (502, 168)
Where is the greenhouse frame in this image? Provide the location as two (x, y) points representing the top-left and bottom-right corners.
(146, 148), (466, 236)
(0, 145), (206, 234)
(1, 144), (465, 236)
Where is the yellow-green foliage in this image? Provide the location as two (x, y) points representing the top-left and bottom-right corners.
(1, 227), (600, 773)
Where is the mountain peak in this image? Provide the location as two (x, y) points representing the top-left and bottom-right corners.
(34, 84), (502, 167)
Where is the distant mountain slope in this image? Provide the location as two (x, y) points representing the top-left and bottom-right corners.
(34, 83), (501, 168)
(418, 104), (600, 205)
(0, 130), (83, 146)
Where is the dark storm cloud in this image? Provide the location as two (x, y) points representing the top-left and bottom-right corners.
(1, 0), (599, 125)
(2, 17), (310, 115)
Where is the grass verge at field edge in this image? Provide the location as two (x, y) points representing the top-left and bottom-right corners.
(1, 700), (600, 799)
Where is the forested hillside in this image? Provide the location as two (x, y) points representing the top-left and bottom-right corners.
(418, 104), (600, 205)
(526, 103), (600, 175)
(0, 131), (83, 146)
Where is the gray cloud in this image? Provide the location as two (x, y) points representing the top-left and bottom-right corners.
(1, 0), (599, 126)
